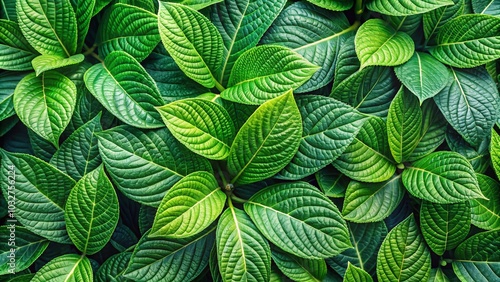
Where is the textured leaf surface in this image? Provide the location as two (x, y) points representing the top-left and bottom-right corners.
(97, 126), (212, 207)
(367, 0), (454, 16)
(167, 0), (223, 10)
(245, 182), (351, 259)
(315, 167), (349, 198)
(158, 2), (222, 88)
(157, 98), (234, 160)
(227, 90), (302, 185)
(446, 129), (490, 174)
(429, 15), (500, 68)
(305, 0), (352, 11)
(31, 254), (92, 282)
(355, 19), (414, 68)
(428, 268), (450, 282)
(0, 0), (16, 21)
(96, 252), (132, 282)
(492, 129), (500, 180)
(343, 263), (373, 282)
(0, 20), (38, 70)
(222, 45), (318, 105)
(402, 151), (484, 203)
(377, 214), (431, 282)
(473, 0), (500, 15)
(32, 54), (84, 76)
(423, 0), (463, 40)
(420, 201), (470, 255)
(217, 207), (271, 282)
(84, 51), (164, 128)
(272, 247), (326, 282)
(0, 71), (26, 121)
(151, 171), (226, 238)
(71, 0), (95, 51)
(470, 174), (500, 230)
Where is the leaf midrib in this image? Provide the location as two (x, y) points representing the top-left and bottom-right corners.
(36, 1), (71, 57)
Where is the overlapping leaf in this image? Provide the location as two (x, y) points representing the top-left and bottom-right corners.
(0, 20), (38, 70)
(71, 0), (95, 51)
(31, 254), (92, 282)
(96, 252), (132, 282)
(367, 0), (454, 16)
(423, 0), (464, 41)
(315, 167), (349, 198)
(473, 0), (500, 16)
(492, 128), (500, 180)
(343, 263), (373, 282)
(446, 129), (491, 173)
(470, 174), (500, 230)
(32, 54), (84, 76)
(167, 0), (223, 10)
(271, 247), (326, 282)
(0, 72), (26, 121)
(306, 0), (352, 11)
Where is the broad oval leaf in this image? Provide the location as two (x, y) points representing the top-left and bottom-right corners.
(492, 128), (500, 181)
(420, 201), (471, 255)
(271, 247), (327, 282)
(470, 174), (500, 230)
(157, 98), (234, 160)
(423, 0), (464, 41)
(376, 214), (431, 282)
(158, 2), (223, 88)
(333, 34), (359, 89)
(96, 126), (212, 207)
(84, 51), (165, 128)
(429, 15), (500, 68)
(32, 54), (84, 76)
(13, 71), (77, 147)
(244, 182), (351, 259)
(343, 262), (373, 282)
(402, 151), (484, 203)
(217, 207), (271, 282)
(0, 20), (38, 70)
(0, 71), (27, 121)
(17, 0), (77, 57)
(227, 90), (302, 185)
(31, 254), (92, 282)
(65, 165), (119, 255)
(367, 0), (454, 16)
(355, 19), (414, 68)
(151, 171), (226, 238)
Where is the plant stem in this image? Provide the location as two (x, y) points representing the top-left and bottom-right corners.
(214, 80), (226, 93)
(355, 0), (364, 21)
(83, 43), (104, 63)
(230, 194), (248, 204)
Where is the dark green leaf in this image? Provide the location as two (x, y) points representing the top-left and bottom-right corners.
(367, 0), (454, 16)
(272, 247), (326, 282)
(423, 0), (464, 41)
(470, 174), (500, 230)
(343, 262), (373, 282)
(0, 72), (27, 121)
(315, 166), (349, 198)
(0, 20), (38, 70)
(96, 252), (132, 282)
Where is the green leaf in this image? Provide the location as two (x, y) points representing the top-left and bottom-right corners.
(305, 0), (352, 11)
(32, 54), (84, 76)
(0, 20), (38, 71)
(420, 201), (470, 255)
(0, 0), (16, 21)
(278, 95), (367, 179)
(261, 2), (352, 92)
(221, 45), (318, 105)
(0, 226), (49, 275)
(342, 175), (405, 223)
(93, 0), (113, 16)
(446, 129), (490, 173)
(227, 90), (302, 185)
(470, 174), (500, 230)
(402, 151), (484, 203)
(210, 0), (286, 84)
(158, 2), (223, 88)
(97, 3), (160, 62)
(384, 14), (423, 35)
(367, 0), (454, 16)
(355, 19), (414, 68)
(429, 15), (500, 68)
(387, 87), (423, 163)
(0, 72), (27, 121)
(332, 116), (396, 183)
(315, 166), (349, 198)
(453, 230), (500, 282)
(64, 165), (119, 255)
(473, 0), (500, 16)
(244, 182), (351, 259)
(13, 71), (76, 147)
(110, 223), (138, 252)
(31, 254), (92, 282)
(157, 98), (234, 160)
(343, 263), (373, 282)
(217, 207), (271, 282)
(96, 252), (132, 282)
(96, 126), (212, 207)
(167, 0), (223, 10)
(71, 0), (95, 51)
(429, 268), (450, 282)
(210, 245), (223, 282)
(84, 51), (165, 128)
(139, 205), (156, 235)
(434, 67), (499, 147)
(423, 0), (464, 41)
(151, 171), (226, 238)
(377, 214), (432, 282)
(394, 52), (451, 104)
(492, 128), (500, 180)
(124, 227), (215, 281)
(17, 0), (77, 57)
(28, 129), (56, 162)
(271, 247), (326, 282)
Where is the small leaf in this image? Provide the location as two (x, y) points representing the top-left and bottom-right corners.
(470, 174), (500, 230)
(31, 254), (92, 282)
(343, 262), (373, 282)
(271, 247), (327, 282)
(32, 54), (84, 76)
(0, 20), (38, 70)
(367, 0), (454, 16)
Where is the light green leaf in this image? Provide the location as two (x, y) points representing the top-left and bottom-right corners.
(17, 0), (77, 57)
(429, 15), (500, 68)
(210, 0), (286, 84)
(278, 95), (367, 179)
(332, 116), (396, 183)
(492, 128), (500, 180)
(429, 268), (450, 282)
(158, 2), (223, 88)
(0, 71), (27, 121)
(394, 52), (450, 103)
(473, 0), (500, 16)
(71, 0), (95, 51)
(0, 20), (38, 70)
(355, 19), (414, 68)
(423, 0), (464, 41)
(244, 182), (351, 259)
(402, 151), (484, 203)
(157, 98), (234, 160)
(227, 90), (302, 185)
(65, 165), (119, 255)
(377, 214), (431, 282)
(32, 54), (84, 76)
(221, 45), (318, 105)
(31, 254), (92, 282)
(306, 0), (352, 10)
(367, 0), (454, 16)
(97, 3), (160, 62)
(387, 87), (422, 163)
(342, 175), (405, 223)
(343, 262), (373, 282)
(434, 67), (499, 147)
(124, 227), (215, 281)
(96, 126), (212, 207)
(84, 51), (164, 128)
(0, 226), (49, 275)
(420, 201), (470, 255)
(96, 252), (132, 282)
(13, 71), (76, 147)
(470, 174), (500, 230)
(272, 247), (326, 282)
(261, 2), (352, 92)
(151, 171), (226, 238)
(166, 0), (223, 10)
(315, 166), (349, 198)
(217, 207), (271, 282)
